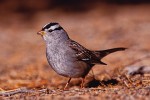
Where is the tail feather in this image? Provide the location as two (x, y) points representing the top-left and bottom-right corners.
(98, 47), (127, 59)
(93, 47), (127, 65)
(92, 47), (127, 65)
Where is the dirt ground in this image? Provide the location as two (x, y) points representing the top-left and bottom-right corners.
(0, 1), (150, 100)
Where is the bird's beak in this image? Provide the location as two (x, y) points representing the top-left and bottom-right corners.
(37, 31), (45, 36)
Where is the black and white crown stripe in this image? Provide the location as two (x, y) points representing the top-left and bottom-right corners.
(42, 22), (63, 32)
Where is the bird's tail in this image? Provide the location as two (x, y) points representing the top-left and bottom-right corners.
(93, 47), (127, 65)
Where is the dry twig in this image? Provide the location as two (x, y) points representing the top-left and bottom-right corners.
(0, 87), (35, 97)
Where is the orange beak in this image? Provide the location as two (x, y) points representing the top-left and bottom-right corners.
(37, 31), (45, 36)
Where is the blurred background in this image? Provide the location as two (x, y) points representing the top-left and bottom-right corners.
(0, 0), (150, 90)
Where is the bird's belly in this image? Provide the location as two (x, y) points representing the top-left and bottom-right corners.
(47, 55), (90, 78)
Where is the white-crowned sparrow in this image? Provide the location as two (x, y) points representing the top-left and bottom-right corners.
(37, 22), (126, 89)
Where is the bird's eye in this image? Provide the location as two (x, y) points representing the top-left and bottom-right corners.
(49, 29), (53, 32)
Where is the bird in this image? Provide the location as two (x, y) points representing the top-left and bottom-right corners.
(37, 22), (126, 90)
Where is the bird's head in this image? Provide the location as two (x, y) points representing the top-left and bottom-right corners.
(37, 22), (69, 42)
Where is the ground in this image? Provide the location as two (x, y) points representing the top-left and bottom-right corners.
(0, 2), (150, 100)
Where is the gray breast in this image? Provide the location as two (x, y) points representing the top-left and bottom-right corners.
(46, 42), (90, 78)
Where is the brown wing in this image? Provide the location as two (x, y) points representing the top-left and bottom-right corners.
(67, 40), (104, 64)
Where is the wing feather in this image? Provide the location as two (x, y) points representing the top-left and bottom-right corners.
(67, 40), (100, 64)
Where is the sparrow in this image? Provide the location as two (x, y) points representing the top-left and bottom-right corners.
(37, 22), (126, 89)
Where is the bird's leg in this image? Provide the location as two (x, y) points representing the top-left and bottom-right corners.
(64, 78), (71, 90)
(81, 77), (85, 88)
